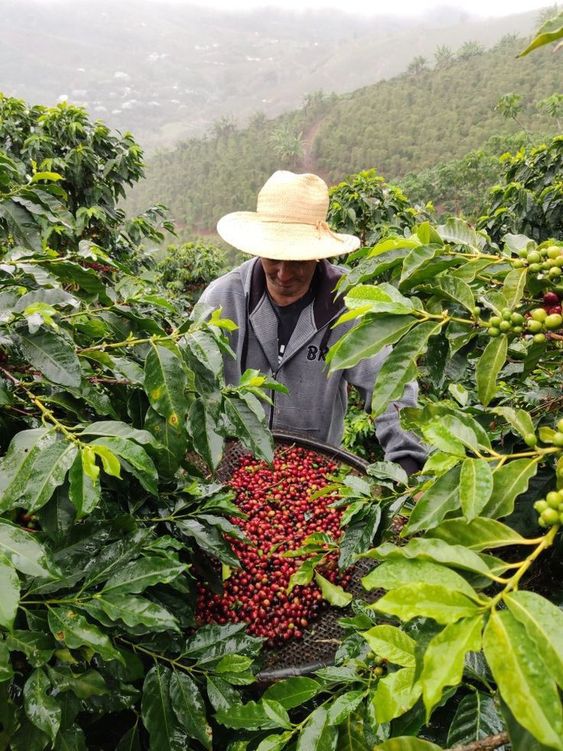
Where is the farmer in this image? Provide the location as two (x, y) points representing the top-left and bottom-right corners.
(199, 170), (426, 474)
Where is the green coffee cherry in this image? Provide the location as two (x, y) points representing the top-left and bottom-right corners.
(533, 333), (547, 344)
(527, 319), (543, 333)
(524, 433), (538, 447)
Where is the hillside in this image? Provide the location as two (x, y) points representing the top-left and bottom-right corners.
(126, 36), (561, 236)
(1, 0), (544, 151)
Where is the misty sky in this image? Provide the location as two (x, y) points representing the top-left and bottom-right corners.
(168, 0), (554, 16)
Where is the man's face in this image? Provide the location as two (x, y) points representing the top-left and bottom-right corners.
(260, 258), (317, 305)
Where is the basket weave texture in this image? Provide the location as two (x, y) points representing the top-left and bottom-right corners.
(215, 431), (376, 683)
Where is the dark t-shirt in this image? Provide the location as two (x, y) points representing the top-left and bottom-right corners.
(269, 285), (316, 364)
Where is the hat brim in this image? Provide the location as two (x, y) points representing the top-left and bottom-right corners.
(217, 211), (360, 261)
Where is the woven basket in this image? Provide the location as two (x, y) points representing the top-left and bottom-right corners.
(215, 431), (377, 683)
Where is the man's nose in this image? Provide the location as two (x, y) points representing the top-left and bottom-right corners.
(277, 262), (295, 282)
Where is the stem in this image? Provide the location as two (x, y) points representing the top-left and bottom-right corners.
(118, 638), (197, 675)
(446, 732), (509, 751)
(0, 367), (82, 444)
(79, 332), (179, 354)
(490, 524), (559, 607)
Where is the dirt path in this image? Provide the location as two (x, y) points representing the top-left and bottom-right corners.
(301, 118), (324, 172)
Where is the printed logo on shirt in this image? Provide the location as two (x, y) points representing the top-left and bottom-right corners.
(307, 345), (329, 361)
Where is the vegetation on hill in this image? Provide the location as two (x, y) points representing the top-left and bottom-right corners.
(126, 36), (561, 238)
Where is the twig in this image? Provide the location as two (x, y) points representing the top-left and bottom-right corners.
(447, 732), (510, 751)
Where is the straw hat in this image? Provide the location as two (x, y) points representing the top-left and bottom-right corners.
(216, 171), (360, 261)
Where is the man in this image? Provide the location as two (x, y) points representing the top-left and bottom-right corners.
(199, 170), (426, 474)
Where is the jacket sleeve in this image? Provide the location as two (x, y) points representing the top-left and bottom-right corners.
(343, 346), (428, 473)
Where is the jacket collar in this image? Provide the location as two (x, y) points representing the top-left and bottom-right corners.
(248, 258), (345, 330)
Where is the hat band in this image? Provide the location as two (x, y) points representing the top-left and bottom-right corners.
(257, 216), (346, 243)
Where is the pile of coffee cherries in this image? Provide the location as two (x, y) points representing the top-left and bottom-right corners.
(195, 445), (351, 645)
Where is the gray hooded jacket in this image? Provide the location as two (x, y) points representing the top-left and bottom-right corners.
(199, 257), (426, 472)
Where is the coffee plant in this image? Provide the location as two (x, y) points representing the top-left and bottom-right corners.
(1, 95), (562, 750)
(0, 98), (282, 750)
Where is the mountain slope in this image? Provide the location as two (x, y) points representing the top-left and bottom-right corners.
(1, 0), (544, 150)
(126, 36), (561, 236)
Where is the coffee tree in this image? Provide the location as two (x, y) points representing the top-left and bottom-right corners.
(0, 97), (278, 749)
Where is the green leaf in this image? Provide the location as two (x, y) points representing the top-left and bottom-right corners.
(371, 668), (421, 724)
(215, 700), (280, 731)
(296, 705), (336, 750)
(482, 458), (538, 518)
(262, 699), (292, 730)
(438, 216), (486, 251)
(403, 465), (461, 534)
(338, 505), (381, 569)
(421, 616), (482, 717)
(23, 669), (61, 743)
(373, 583), (480, 624)
(326, 689), (366, 726)
(459, 459), (493, 521)
(78, 420), (160, 447)
(90, 436), (158, 494)
(315, 572), (353, 607)
(373, 739), (441, 751)
(0, 559), (20, 630)
(6, 630), (55, 667)
(519, 10), (563, 56)
(502, 267), (527, 308)
(142, 664), (188, 751)
(447, 692), (503, 747)
(0, 428), (51, 510)
(46, 666), (108, 699)
(176, 518), (238, 566)
(327, 315), (417, 371)
(256, 734), (292, 751)
(144, 407), (187, 478)
(476, 335), (508, 406)
(17, 330), (81, 387)
(102, 556), (187, 596)
(361, 559), (478, 599)
(215, 654), (253, 674)
(90, 443), (121, 477)
(18, 441), (77, 513)
(84, 593), (179, 633)
(399, 245), (438, 285)
(144, 344), (188, 423)
(504, 591), (563, 688)
(223, 395), (273, 463)
(185, 329), (224, 376)
(429, 517), (527, 550)
(188, 398), (224, 470)
(262, 677), (321, 710)
(372, 321), (442, 416)
(0, 640), (13, 682)
(54, 726), (87, 750)
(68, 450), (101, 517)
(361, 625), (416, 667)
(206, 675), (240, 712)
(491, 406), (535, 441)
(367, 538), (492, 576)
(484, 609), (563, 749)
(169, 670), (213, 749)
(47, 607), (123, 663)
(0, 521), (55, 578)
(421, 274), (476, 313)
